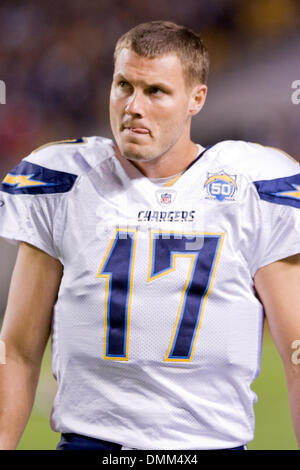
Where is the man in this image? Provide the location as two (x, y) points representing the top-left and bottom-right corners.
(0, 21), (300, 450)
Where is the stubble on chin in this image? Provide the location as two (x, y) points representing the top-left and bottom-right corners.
(120, 144), (155, 163)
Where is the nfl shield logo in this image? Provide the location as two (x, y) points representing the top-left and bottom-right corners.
(160, 192), (172, 205)
(155, 189), (176, 206)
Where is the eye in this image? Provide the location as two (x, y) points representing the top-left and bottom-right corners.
(118, 80), (130, 89)
(148, 86), (162, 95)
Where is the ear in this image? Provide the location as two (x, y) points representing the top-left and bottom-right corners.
(188, 84), (207, 116)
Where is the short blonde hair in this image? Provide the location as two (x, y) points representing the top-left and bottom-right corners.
(114, 21), (209, 88)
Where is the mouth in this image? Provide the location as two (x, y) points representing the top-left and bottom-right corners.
(122, 125), (151, 136)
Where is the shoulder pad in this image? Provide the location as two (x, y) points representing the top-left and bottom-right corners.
(211, 140), (299, 181)
(1, 136), (115, 195)
(26, 136), (115, 175)
(211, 140), (300, 208)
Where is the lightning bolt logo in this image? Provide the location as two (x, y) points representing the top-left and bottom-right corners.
(272, 184), (300, 200)
(204, 173), (237, 188)
(2, 173), (55, 188)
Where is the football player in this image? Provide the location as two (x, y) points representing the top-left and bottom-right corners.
(0, 21), (300, 450)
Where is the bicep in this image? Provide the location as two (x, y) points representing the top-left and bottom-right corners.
(254, 254), (300, 369)
(0, 242), (63, 366)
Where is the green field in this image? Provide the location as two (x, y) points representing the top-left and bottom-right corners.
(16, 325), (298, 450)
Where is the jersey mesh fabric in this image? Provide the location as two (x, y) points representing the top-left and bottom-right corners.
(0, 137), (299, 449)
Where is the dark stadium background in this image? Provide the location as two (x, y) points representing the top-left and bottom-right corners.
(0, 0), (299, 450)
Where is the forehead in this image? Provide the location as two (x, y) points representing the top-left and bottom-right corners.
(113, 48), (186, 86)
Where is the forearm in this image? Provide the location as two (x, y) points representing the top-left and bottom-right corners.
(285, 367), (300, 449)
(0, 244), (62, 450)
(0, 353), (40, 450)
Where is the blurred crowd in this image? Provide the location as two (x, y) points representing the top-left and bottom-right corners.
(0, 0), (299, 175)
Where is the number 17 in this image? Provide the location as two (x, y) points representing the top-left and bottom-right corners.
(97, 230), (224, 362)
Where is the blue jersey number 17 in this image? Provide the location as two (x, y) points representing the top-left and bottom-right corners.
(97, 229), (224, 362)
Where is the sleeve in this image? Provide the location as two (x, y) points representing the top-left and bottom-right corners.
(250, 168), (300, 275)
(0, 158), (77, 259)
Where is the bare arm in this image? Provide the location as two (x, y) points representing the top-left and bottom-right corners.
(0, 242), (63, 449)
(254, 254), (300, 448)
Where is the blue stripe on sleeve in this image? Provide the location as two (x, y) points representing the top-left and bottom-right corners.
(254, 174), (300, 208)
(1, 160), (77, 195)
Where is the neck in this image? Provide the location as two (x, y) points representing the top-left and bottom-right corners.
(115, 139), (200, 179)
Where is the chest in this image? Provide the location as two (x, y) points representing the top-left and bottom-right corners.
(55, 176), (260, 366)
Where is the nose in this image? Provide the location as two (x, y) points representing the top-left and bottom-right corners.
(125, 90), (145, 117)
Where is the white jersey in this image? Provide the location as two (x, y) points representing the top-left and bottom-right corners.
(1, 136), (300, 449)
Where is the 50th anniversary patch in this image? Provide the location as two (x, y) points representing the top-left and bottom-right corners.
(204, 171), (237, 201)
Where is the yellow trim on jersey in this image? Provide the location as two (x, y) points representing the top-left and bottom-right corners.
(163, 174), (183, 187)
(256, 143), (299, 165)
(148, 230), (225, 363)
(32, 137), (88, 153)
(97, 228), (137, 361)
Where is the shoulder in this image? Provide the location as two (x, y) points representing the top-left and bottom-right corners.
(1, 136), (115, 195)
(25, 135), (115, 175)
(210, 140), (299, 181)
(209, 140), (300, 208)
